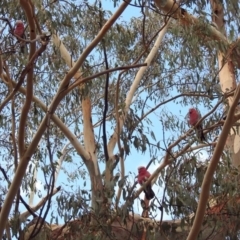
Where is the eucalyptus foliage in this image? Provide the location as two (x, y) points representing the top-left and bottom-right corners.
(0, 0), (240, 239)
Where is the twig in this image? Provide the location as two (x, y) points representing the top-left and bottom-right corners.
(66, 63), (147, 93)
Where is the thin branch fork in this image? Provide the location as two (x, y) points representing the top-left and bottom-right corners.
(66, 63), (147, 93)
(0, 41), (49, 113)
(19, 186), (61, 222)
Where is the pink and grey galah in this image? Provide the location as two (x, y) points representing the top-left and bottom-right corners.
(13, 20), (25, 53)
(187, 108), (206, 142)
(137, 166), (155, 200)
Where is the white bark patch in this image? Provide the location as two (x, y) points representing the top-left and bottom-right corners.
(233, 134), (240, 154)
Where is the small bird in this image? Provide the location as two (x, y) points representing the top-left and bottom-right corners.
(13, 20), (25, 53)
(137, 166), (155, 200)
(187, 108), (206, 142)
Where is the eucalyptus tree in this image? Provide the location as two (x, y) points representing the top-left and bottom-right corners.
(0, 0), (240, 239)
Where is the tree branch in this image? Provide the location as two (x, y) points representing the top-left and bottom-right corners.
(154, 0), (228, 43)
(18, 0), (36, 157)
(187, 85), (240, 240)
(107, 18), (171, 157)
(19, 186), (61, 222)
(67, 63), (147, 92)
(5, 77), (90, 161)
(0, 40), (48, 113)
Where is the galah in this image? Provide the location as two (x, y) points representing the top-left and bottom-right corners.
(14, 20), (25, 53)
(187, 108), (206, 142)
(137, 166), (155, 200)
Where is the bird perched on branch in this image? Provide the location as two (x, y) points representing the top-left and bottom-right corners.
(187, 108), (206, 142)
(137, 166), (155, 200)
(13, 20), (25, 53)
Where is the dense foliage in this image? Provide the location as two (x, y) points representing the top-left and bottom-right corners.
(0, 0), (240, 239)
